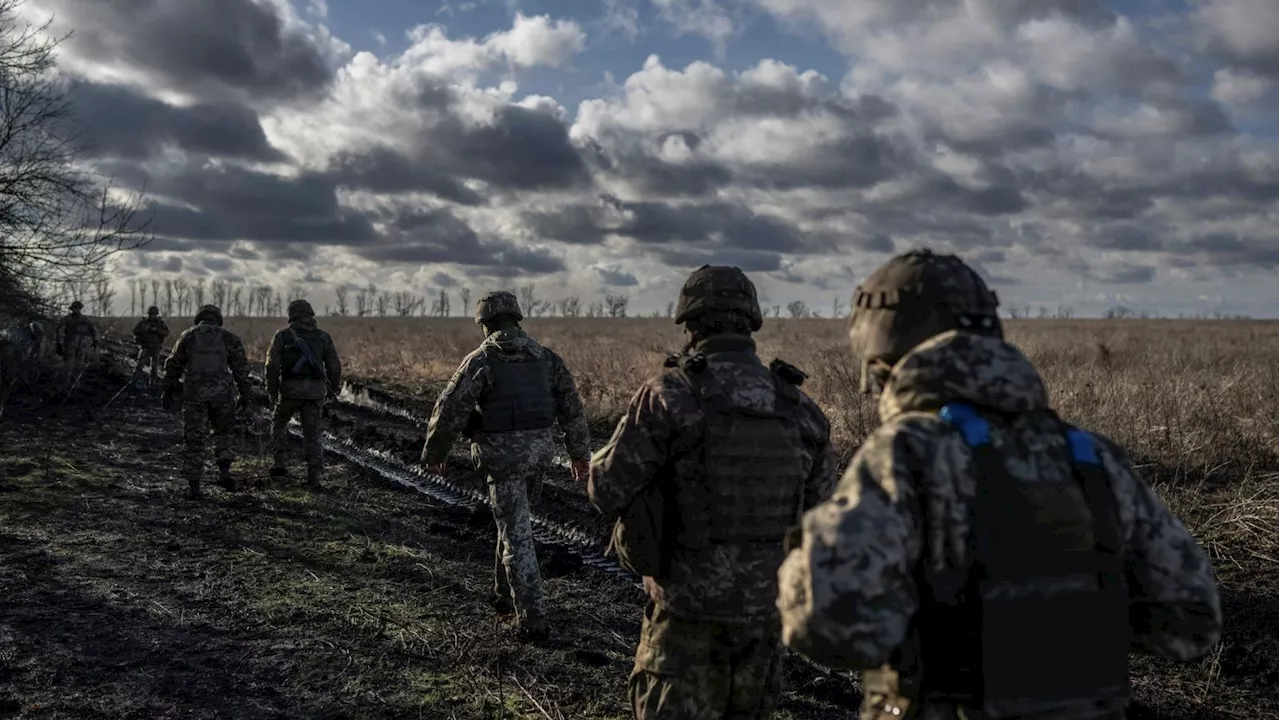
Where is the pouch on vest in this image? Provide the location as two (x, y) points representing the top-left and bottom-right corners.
(682, 364), (809, 549)
(188, 328), (229, 378)
(912, 401), (1130, 718)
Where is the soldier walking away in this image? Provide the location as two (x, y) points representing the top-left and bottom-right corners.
(56, 300), (98, 389)
(588, 265), (839, 720)
(264, 299), (341, 490)
(132, 306), (170, 387)
(776, 249), (1223, 720)
(420, 290), (592, 642)
(161, 304), (254, 500)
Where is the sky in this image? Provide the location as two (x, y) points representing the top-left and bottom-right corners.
(19, 0), (1280, 318)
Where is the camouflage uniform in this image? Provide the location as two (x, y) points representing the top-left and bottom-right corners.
(265, 300), (341, 487)
(0, 321), (44, 393)
(777, 251), (1222, 720)
(132, 307), (170, 385)
(162, 305), (252, 497)
(421, 291), (591, 638)
(58, 302), (98, 388)
(589, 266), (839, 720)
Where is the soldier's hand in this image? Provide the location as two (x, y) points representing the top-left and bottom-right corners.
(570, 459), (590, 483)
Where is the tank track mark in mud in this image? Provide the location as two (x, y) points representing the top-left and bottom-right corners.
(101, 333), (642, 588)
(100, 333), (860, 693)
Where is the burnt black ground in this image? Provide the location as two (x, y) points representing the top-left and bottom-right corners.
(0, 361), (1271, 719)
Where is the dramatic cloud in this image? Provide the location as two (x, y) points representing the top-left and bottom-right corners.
(27, 0), (1273, 317)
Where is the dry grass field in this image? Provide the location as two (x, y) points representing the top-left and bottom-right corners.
(82, 314), (1277, 716)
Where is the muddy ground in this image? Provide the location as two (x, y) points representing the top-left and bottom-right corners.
(0, 361), (1272, 719)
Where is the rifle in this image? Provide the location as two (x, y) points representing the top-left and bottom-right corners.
(288, 328), (336, 403)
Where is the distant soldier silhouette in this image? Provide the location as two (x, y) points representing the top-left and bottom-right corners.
(132, 306), (169, 386)
(264, 299), (342, 489)
(57, 300), (97, 388)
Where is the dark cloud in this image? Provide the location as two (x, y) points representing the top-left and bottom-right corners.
(1085, 263), (1157, 284)
(581, 136), (734, 198)
(355, 206), (567, 276)
(655, 247), (782, 273)
(594, 266), (639, 286)
(430, 105), (591, 191)
(431, 272), (459, 287)
(68, 81), (284, 161)
(142, 164), (375, 245)
(327, 146), (486, 206)
(43, 0), (338, 103)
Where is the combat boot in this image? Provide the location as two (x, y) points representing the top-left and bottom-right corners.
(517, 616), (550, 642)
(217, 460), (236, 491)
(490, 593), (515, 615)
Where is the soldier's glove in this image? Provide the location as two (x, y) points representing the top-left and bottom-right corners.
(161, 386), (178, 411)
(570, 459), (590, 483)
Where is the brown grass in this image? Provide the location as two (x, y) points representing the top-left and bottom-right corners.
(106, 315), (1279, 576)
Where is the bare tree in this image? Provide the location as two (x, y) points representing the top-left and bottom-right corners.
(430, 289), (450, 318)
(151, 279), (161, 313)
(254, 285), (272, 317)
(605, 294), (629, 317)
(786, 300), (808, 319)
(163, 279), (175, 315)
(831, 296), (846, 318)
(272, 290), (283, 317)
(210, 278), (228, 309)
(335, 285), (349, 316)
(665, 300), (675, 318)
(355, 285), (370, 316)
(771, 305), (781, 318)
(0, 0), (152, 316)
(193, 277), (206, 307)
(137, 278), (147, 311)
(229, 285), (243, 317)
(459, 287), (471, 314)
(172, 277), (190, 315)
(559, 296), (581, 318)
(586, 300), (605, 318)
(92, 275), (113, 316)
(375, 291), (390, 317)
(287, 285), (305, 302)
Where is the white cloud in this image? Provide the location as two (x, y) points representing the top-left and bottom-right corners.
(653, 0), (736, 58)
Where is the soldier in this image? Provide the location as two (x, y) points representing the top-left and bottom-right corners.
(588, 266), (838, 720)
(264, 299), (341, 489)
(776, 250), (1222, 720)
(132, 306), (170, 386)
(420, 290), (592, 641)
(0, 319), (44, 390)
(161, 304), (253, 499)
(56, 300), (98, 388)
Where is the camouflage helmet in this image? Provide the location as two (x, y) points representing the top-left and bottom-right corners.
(848, 249), (1001, 393)
(673, 265), (763, 331)
(194, 304), (224, 326)
(474, 291), (523, 324)
(69, 300), (84, 311)
(147, 305), (160, 316)
(287, 299), (315, 320)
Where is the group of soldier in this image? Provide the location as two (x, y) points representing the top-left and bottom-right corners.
(5, 248), (1224, 720)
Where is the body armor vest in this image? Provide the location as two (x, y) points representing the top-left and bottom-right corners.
(281, 327), (325, 381)
(136, 319), (167, 346)
(476, 354), (556, 433)
(186, 325), (230, 379)
(672, 356), (810, 548)
(900, 401), (1130, 718)
(64, 315), (94, 340)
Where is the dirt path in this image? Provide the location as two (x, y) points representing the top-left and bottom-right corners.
(0, 374), (858, 720)
(0, 363), (1271, 720)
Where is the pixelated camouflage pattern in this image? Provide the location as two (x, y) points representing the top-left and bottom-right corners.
(629, 602), (784, 720)
(588, 334), (839, 621)
(474, 290), (523, 324)
(264, 316), (342, 401)
(421, 327), (589, 624)
(673, 265), (763, 330)
(182, 395), (237, 484)
(272, 397), (324, 480)
(777, 331), (1222, 719)
(162, 321), (252, 402)
(475, 432), (552, 622)
(132, 316), (170, 350)
(420, 327), (590, 465)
